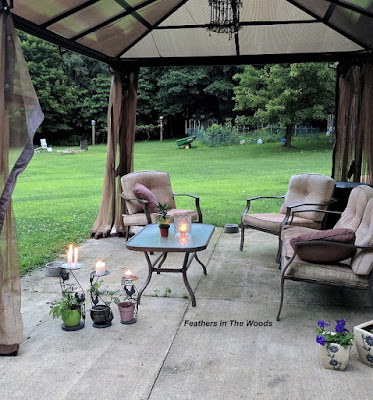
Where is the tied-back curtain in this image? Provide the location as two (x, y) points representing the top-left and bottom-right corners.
(0, 10), (44, 355)
(332, 58), (373, 183)
(90, 65), (138, 239)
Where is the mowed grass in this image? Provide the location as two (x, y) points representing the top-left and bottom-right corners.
(13, 137), (333, 274)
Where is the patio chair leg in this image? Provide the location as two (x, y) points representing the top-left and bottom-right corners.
(276, 276), (285, 321)
(124, 226), (129, 242)
(276, 238), (282, 265)
(240, 224), (245, 251)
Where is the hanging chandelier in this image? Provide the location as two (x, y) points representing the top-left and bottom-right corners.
(208, 0), (242, 40)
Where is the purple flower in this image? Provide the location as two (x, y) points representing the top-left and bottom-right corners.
(329, 359), (339, 367)
(329, 345), (339, 353)
(366, 354), (373, 364)
(317, 320), (330, 329)
(316, 335), (326, 346)
(335, 324), (346, 333)
(335, 318), (346, 326)
(365, 336), (373, 347)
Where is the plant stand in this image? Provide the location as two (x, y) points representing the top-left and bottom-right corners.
(119, 275), (139, 324)
(59, 262), (85, 331)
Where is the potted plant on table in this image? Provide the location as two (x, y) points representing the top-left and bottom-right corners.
(49, 289), (85, 331)
(157, 202), (170, 237)
(315, 319), (354, 370)
(88, 279), (118, 328)
(354, 320), (373, 368)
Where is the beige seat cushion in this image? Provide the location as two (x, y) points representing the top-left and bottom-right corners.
(121, 171), (176, 215)
(283, 257), (369, 288)
(334, 185), (373, 231)
(243, 213), (321, 233)
(351, 198), (373, 275)
(279, 173), (336, 222)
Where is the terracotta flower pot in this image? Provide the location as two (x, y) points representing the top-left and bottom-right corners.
(159, 224), (170, 237)
(118, 301), (136, 324)
(354, 320), (373, 368)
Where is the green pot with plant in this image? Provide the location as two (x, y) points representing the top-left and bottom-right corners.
(49, 289), (85, 331)
(157, 202), (170, 237)
(315, 319), (354, 371)
(88, 279), (119, 328)
(353, 320), (373, 368)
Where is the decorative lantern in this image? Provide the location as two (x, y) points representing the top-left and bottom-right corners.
(174, 214), (192, 237)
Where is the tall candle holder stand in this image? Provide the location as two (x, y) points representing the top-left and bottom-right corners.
(118, 275), (139, 325)
(59, 262), (85, 331)
(89, 270), (114, 328)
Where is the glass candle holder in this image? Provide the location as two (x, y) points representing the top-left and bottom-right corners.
(174, 214), (192, 237)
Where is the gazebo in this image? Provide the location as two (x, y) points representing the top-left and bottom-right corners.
(0, 0), (372, 354)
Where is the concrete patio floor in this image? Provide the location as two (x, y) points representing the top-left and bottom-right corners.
(1, 227), (372, 399)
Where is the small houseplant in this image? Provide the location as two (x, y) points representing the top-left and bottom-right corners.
(315, 319), (354, 370)
(157, 202), (170, 237)
(49, 289), (84, 330)
(88, 279), (118, 328)
(353, 320), (373, 368)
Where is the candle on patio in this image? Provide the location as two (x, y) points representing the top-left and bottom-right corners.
(95, 260), (106, 276)
(67, 244), (73, 266)
(74, 247), (79, 266)
(124, 269), (133, 280)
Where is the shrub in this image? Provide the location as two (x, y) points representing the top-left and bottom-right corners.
(197, 123), (240, 147)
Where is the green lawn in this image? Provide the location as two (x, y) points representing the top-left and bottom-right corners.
(13, 137), (333, 274)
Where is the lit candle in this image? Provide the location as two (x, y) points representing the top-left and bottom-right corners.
(124, 269), (133, 279)
(178, 234), (188, 246)
(67, 244), (73, 266)
(95, 260), (106, 276)
(74, 247), (79, 266)
(179, 223), (188, 234)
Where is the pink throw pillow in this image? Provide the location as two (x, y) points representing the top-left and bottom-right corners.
(290, 228), (356, 264)
(133, 183), (158, 212)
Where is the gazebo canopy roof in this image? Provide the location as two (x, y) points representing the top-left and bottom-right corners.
(10, 0), (373, 66)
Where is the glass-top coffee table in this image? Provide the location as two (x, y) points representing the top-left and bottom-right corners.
(126, 223), (215, 307)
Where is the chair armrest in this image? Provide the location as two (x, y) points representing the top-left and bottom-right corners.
(242, 195), (285, 215)
(118, 193), (152, 224)
(172, 192), (202, 223)
(281, 200), (339, 228)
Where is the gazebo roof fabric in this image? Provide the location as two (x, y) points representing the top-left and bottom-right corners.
(10, 0), (373, 65)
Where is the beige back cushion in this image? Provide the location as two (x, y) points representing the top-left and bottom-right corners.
(279, 173), (335, 221)
(334, 185), (373, 231)
(121, 171), (176, 215)
(351, 198), (373, 275)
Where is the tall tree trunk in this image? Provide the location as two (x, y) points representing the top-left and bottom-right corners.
(284, 124), (292, 147)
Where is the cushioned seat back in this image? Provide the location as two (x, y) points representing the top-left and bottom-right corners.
(351, 198), (373, 275)
(334, 185), (373, 231)
(279, 173), (335, 221)
(121, 171), (176, 215)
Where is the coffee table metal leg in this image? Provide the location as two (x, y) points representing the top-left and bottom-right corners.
(157, 252), (168, 274)
(138, 252), (153, 305)
(182, 253), (196, 307)
(194, 253), (207, 275)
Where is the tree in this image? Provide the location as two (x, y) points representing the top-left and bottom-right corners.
(234, 63), (336, 147)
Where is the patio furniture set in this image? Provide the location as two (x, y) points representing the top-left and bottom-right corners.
(121, 170), (373, 318)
